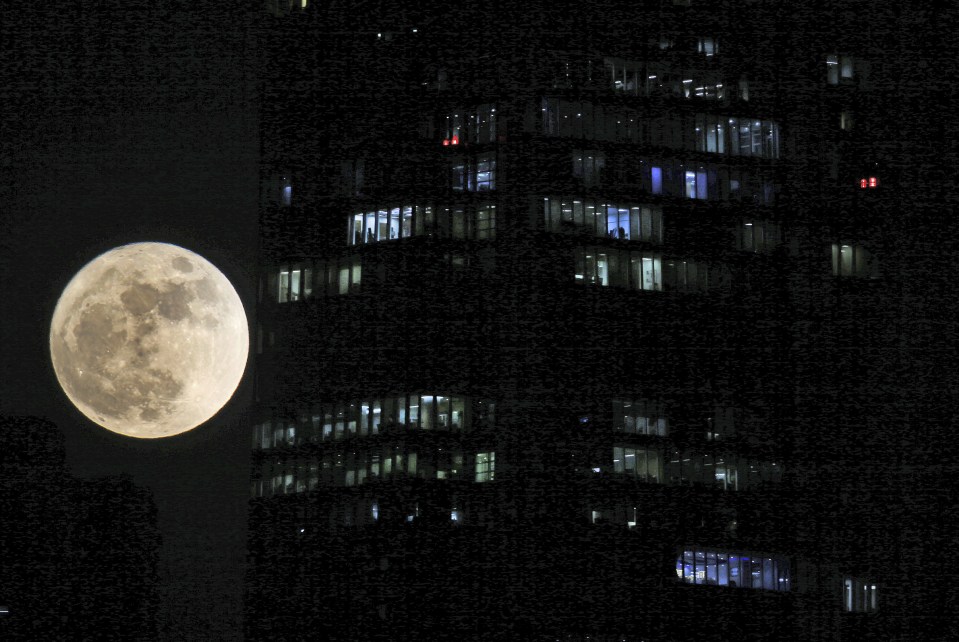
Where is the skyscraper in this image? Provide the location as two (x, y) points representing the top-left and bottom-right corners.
(246, 2), (952, 639)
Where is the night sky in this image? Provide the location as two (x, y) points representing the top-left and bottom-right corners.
(2, 2), (259, 636)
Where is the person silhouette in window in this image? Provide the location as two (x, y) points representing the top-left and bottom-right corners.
(367, 228), (375, 243)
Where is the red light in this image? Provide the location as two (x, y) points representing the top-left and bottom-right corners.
(442, 139), (449, 146)
(451, 135), (459, 145)
(860, 178), (868, 189)
(869, 176), (878, 188)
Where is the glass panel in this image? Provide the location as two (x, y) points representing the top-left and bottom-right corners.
(421, 395), (434, 430)
(453, 397), (467, 429)
(613, 446), (625, 473)
(436, 396), (450, 429)
(351, 213), (363, 245)
(338, 263), (350, 294)
(651, 166), (662, 194)
(409, 397), (420, 428)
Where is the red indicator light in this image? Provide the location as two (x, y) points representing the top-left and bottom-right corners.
(451, 135), (459, 145)
(442, 139), (449, 146)
(869, 176), (878, 188)
(860, 178), (868, 189)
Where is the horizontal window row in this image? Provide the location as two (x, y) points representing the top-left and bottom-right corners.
(439, 104), (497, 145)
(654, 162), (776, 204)
(676, 548), (791, 591)
(667, 451), (782, 490)
(349, 204), (495, 245)
(694, 114), (780, 158)
(575, 247), (731, 293)
(542, 98), (778, 159)
(611, 447), (783, 491)
(253, 396), (496, 449)
(613, 398), (668, 435)
(296, 498), (467, 531)
(546, 198), (782, 254)
(544, 197), (663, 242)
(613, 402), (743, 442)
(251, 449), (497, 496)
(266, 258), (361, 303)
(603, 58), (744, 102)
(555, 155), (777, 204)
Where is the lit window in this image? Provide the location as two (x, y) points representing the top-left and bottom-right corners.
(277, 175), (292, 207)
(651, 166), (663, 194)
(697, 115), (779, 159)
(676, 548), (790, 591)
(858, 176), (879, 189)
(612, 446), (664, 483)
(474, 154), (496, 191)
(543, 197), (662, 243)
(475, 205), (496, 240)
(831, 243), (877, 278)
(840, 110), (854, 131)
(844, 577), (878, 613)
(475, 451), (495, 482)
(697, 37), (718, 57)
(827, 54), (855, 85)
(739, 220), (782, 253)
(613, 399), (667, 435)
(685, 170), (708, 199)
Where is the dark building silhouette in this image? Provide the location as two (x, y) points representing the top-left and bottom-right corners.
(0, 416), (162, 640)
(245, 1), (958, 639)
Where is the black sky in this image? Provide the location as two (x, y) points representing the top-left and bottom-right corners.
(2, 2), (260, 637)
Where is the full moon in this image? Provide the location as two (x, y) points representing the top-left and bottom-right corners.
(49, 242), (248, 438)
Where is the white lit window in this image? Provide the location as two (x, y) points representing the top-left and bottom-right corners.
(543, 198), (662, 244)
(475, 205), (496, 240)
(475, 451), (495, 482)
(843, 577), (878, 612)
(612, 446), (664, 483)
(697, 37), (718, 57)
(840, 110), (854, 131)
(577, 247), (666, 292)
(685, 170), (708, 199)
(614, 399), (668, 436)
(827, 54), (855, 85)
(831, 243), (877, 278)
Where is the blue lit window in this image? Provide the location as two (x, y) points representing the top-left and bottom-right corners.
(676, 548), (790, 591)
(651, 166), (663, 194)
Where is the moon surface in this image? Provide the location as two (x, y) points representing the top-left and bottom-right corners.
(49, 242), (248, 438)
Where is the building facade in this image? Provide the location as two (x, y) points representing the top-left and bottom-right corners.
(246, 1), (953, 639)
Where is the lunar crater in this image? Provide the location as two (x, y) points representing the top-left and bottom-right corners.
(50, 242), (248, 438)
